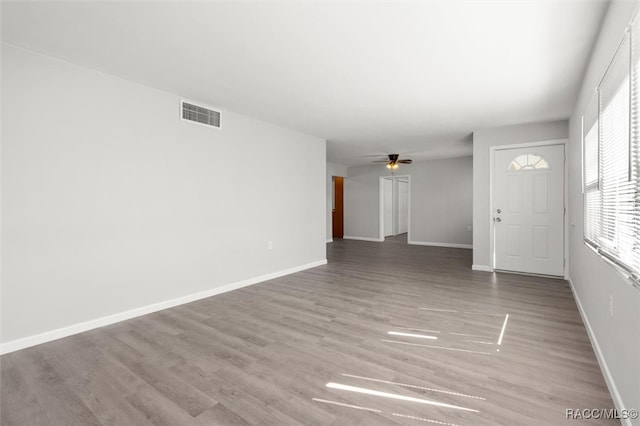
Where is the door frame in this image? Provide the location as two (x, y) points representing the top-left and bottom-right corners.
(489, 139), (568, 279)
(378, 175), (411, 242)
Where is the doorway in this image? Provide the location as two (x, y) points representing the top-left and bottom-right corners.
(492, 144), (565, 276)
(332, 176), (344, 239)
(379, 176), (410, 240)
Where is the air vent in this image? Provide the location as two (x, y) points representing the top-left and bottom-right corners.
(181, 100), (221, 128)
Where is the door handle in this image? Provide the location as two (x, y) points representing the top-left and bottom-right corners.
(494, 217), (502, 222)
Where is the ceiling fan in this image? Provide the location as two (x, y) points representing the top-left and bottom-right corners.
(373, 154), (413, 170)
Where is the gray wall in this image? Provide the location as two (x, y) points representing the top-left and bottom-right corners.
(344, 156), (473, 247)
(344, 166), (381, 240)
(567, 0), (640, 419)
(1, 44), (327, 346)
(472, 120), (569, 269)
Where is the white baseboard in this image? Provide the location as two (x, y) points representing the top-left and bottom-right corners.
(343, 236), (384, 242)
(408, 240), (472, 249)
(472, 264), (494, 272)
(567, 276), (630, 426)
(326, 238), (333, 243)
(0, 259), (328, 355)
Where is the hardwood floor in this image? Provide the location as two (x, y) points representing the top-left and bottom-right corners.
(1, 236), (616, 425)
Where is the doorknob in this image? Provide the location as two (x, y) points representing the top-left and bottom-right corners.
(496, 209), (502, 214)
(494, 217), (502, 222)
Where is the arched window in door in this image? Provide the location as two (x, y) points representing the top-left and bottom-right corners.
(507, 153), (550, 171)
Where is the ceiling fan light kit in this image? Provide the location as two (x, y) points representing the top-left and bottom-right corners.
(375, 154), (412, 172)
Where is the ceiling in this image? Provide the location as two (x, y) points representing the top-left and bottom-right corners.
(2, 1), (609, 166)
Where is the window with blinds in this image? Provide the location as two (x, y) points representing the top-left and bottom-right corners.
(582, 18), (640, 285)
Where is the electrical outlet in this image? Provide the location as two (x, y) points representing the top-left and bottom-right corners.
(267, 241), (273, 250)
(609, 295), (614, 318)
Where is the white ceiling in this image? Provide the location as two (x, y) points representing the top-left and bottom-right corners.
(2, 1), (608, 166)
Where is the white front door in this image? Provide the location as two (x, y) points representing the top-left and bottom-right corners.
(493, 144), (564, 276)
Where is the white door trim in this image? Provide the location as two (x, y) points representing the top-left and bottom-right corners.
(489, 139), (568, 279)
(379, 175), (411, 242)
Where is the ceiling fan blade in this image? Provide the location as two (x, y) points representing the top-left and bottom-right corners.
(372, 160), (390, 163)
(398, 160), (413, 164)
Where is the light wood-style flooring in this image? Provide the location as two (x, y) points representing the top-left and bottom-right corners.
(1, 236), (616, 425)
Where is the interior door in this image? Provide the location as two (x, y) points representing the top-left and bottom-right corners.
(398, 179), (409, 234)
(493, 144), (564, 276)
(332, 177), (344, 239)
(383, 178), (394, 237)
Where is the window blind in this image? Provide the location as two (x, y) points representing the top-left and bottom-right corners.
(583, 90), (599, 245)
(599, 31), (631, 254)
(629, 16), (640, 279)
(583, 18), (640, 284)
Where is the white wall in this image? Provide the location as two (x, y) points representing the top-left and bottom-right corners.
(472, 120), (568, 269)
(326, 162), (348, 242)
(567, 0), (640, 421)
(344, 156), (473, 247)
(1, 44), (326, 349)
